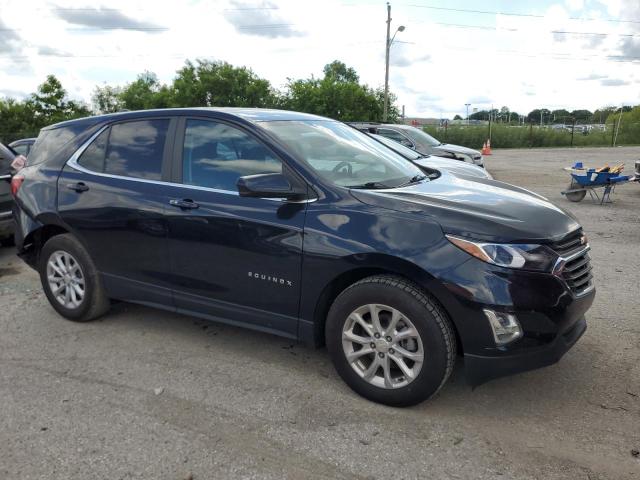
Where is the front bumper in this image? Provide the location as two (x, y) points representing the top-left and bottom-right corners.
(464, 316), (586, 386)
(420, 244), (595, 387)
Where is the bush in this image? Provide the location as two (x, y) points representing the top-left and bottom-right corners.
(423, 123), (640, 149)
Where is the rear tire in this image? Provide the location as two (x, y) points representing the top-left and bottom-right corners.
(326, 275), (456, 407)
(39, 234), (110, 322)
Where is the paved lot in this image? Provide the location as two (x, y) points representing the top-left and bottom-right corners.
(1, 147), (639, 479)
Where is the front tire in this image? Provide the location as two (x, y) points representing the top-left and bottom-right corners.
(326, 275), (456, 407)
(39, 234), (110, 322)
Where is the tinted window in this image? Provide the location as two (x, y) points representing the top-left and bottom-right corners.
(103, 120), (169, 180)
(182, 119), (281, 191)
(28, 124), (87, 166)
(78, 128), (109, 172)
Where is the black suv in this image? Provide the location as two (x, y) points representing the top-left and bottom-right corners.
(12, 108), (595, 406)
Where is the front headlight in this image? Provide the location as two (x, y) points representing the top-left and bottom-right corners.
(446, 235), (558, 272)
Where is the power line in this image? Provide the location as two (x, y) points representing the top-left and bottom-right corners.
(403, 3), (640, 24)
(428, 21), (640, 38)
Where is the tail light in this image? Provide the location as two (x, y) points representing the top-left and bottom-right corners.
(10, 175), (24, 196)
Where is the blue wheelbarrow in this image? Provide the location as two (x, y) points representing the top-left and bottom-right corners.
(561, 162), (638, 204)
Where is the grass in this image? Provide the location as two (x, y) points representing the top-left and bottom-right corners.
(423, 123), (640, 150)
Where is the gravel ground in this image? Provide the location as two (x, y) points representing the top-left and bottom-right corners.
(1, 146), (639, 480)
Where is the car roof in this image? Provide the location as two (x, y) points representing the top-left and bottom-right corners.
(43, 107), (332, 131)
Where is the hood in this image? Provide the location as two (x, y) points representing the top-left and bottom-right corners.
(350, 172), (580, 243)
(434, 144), (481, 157)
(414, 157), (492, 179)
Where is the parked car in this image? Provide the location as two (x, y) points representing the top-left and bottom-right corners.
(13, 108), (594, 406)
(0, 142), (16, 246)
(350, 122), (485, 167)
(9, 137), (36, 157)
(369, 133), (493, 180)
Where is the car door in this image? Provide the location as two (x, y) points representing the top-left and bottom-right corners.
(164, 117), (307, 338)
(57, 117), (177, 306)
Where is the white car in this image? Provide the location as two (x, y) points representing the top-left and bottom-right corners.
(370, 133), (493, 180)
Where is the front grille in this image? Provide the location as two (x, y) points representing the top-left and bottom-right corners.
(550, 230), (593, 296)
(550, 229), (584, 256)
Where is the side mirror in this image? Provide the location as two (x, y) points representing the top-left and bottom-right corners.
(237, 173), (306, 200)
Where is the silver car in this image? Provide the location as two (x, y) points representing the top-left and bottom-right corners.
(370, 134), (493, 180)
(352, 123), (485, 167)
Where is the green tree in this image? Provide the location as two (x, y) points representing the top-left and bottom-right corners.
(171, 60), (276, 108)
(30, 75), (90, 125)
(119, 72), (173, 110)
(281, 60), (398, 122)
(92, 85), (124, 113)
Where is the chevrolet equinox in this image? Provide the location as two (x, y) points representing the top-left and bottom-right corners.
(12, 108), (595, 406)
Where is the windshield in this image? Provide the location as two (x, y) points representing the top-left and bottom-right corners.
(402, 127), (442, 147)
(371, 134), (423, 160)
(260, 120), (425, 189)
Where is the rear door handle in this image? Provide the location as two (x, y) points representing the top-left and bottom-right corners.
(68, 182), (89, 193)
(169, 198), (200, 210)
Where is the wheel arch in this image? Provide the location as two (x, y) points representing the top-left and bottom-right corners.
(304, 254), (462, 352)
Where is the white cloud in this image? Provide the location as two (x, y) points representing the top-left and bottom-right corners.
(0, 0), (638, 117)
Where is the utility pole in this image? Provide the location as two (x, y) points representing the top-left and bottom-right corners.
(383, 3), (404, 122)
(465, 103), (470, 125)
(383, 3), (392, 122)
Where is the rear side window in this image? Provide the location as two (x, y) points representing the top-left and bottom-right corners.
(182, 119), (281, 191)
(29, 124), (87, 166)
(77, 119), (169, 180)
(105, 120), (169, 180)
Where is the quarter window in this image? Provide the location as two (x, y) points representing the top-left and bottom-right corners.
(182, 119), (281, 191)
(78, 129), (108, 172)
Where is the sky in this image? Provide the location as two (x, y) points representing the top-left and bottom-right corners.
(0, 0), (639, 118)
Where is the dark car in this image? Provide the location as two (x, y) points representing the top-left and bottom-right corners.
(9, 137), (36, 157)
(0, 142), (16, 245)
(12, 108), (594, 406)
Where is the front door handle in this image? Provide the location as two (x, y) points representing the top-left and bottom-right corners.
(68, 182), (89, 193)
(169, 198), (200, 210)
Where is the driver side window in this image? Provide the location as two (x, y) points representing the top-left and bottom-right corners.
(182, 119), (282, 191)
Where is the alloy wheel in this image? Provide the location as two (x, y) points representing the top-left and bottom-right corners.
(46, 250), (85, 309)
(342, 304), (424, 389)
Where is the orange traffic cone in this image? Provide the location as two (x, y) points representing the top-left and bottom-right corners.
(481, 141), (489, 155)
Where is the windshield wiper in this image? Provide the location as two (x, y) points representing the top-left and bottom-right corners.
(347, 181), (391, 189)
(397, 174), (428, 188)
